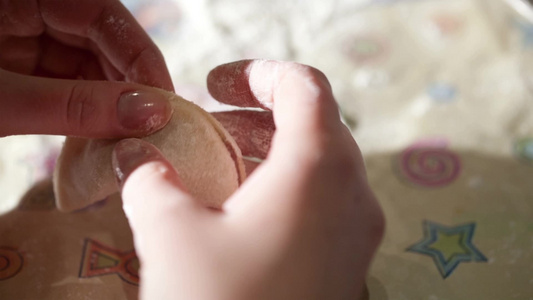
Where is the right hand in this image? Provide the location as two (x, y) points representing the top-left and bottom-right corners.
(113, 60), (385, 299)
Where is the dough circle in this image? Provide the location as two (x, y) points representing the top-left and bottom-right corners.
(53, 91), (246, 212)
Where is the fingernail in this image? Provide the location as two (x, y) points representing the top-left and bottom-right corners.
(117, 91), (172, 133)
(112, 138), (164, 188)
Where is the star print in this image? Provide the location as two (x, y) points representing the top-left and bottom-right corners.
(516, 21), (533, 48)
(427, 83), (457, 103)
(514, 138), (533, 163)
(407, 221), (487, 278)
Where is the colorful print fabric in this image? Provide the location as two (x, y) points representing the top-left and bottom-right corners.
(0, 0), (532, 299)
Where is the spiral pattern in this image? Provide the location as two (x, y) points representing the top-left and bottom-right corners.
(398, 142), (461, 187)
(0, 247), (23, 280)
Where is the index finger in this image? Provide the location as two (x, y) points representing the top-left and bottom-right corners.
(39, 0), (173, 90)
(207, 60), (344, 157)
(209, 60), (368, 222)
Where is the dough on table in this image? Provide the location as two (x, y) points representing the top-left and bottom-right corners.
(53, 90), (246, 212)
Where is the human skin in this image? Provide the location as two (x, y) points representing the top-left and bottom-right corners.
(114, 60), (385, 300)
(0, 2), (384, 298)
(0, 0), (174, 137)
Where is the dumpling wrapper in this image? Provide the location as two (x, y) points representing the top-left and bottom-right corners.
(53, 91), (246, 212)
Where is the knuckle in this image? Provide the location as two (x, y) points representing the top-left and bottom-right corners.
(290, 144), (361, 193)
(342, 191), (385, 250)
(64, 84), (97, 132)
(363, 199), (385, 246)
(88, 1), (116, 38)
(310, 137), (360, 177)
(289, 124), (362, 187)
(322, 149), (359, 182)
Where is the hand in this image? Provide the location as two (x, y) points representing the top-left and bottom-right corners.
(0, 0), (174, 138)
(112, 60), (385, 300)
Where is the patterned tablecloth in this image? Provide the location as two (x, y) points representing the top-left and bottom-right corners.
(1, 0), (532, 299)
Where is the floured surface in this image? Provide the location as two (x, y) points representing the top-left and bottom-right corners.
(0, 189), (139, 300)
(1, 0), (533, 299)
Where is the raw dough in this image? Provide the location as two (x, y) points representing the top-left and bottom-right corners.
(53, 90), (246, 212)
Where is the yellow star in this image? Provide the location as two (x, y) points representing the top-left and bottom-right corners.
(407, 221), (487, 278)
(428, 232), (469, 263)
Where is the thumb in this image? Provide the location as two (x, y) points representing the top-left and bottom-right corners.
(0, 68), (173, 138)
(112, 139), (202, 261)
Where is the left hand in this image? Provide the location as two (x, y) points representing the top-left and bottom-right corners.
(0, 0), (174, 138)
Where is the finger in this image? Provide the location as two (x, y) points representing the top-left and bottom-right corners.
(42, 28), (124, 80)
(212, 110), (275, 176)
(44, 26), (92, 50)
(0, 0), (44, 36)
(242, 159), (261, 176)
(211, 110), (275, 159)
(0, 36), (40, 74)
(221, 61), (366, 214)
(0, 68), (172, 138)
(34, 35), (106, 80)
(209, 60), (343, 159)
(0, 34), (106, 81)
(112, 139), (205, 261)
(38, 0), (173, 90)
(207, 60), (266, 109)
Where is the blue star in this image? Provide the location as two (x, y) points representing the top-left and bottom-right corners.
(407, 221), (487, 278)
(514, 138), (533, 163)
(427, 83), (457, 103)
(516, 21), (533, 48)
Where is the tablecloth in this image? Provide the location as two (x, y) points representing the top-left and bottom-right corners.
(1, 0), (532, 299)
